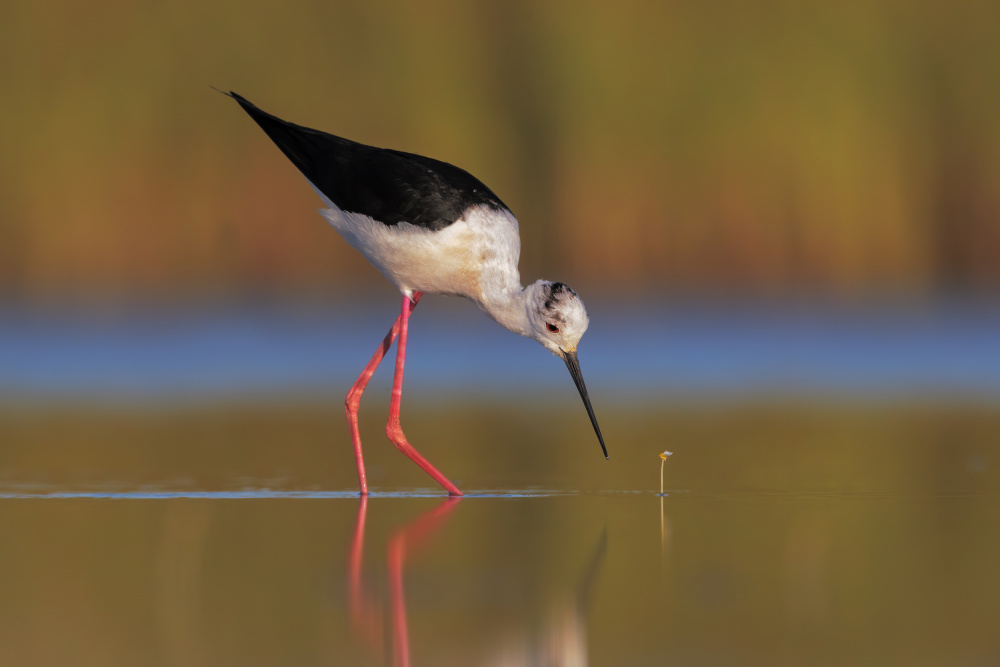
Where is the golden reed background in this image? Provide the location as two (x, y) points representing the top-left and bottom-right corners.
(2, 0), (998, 303)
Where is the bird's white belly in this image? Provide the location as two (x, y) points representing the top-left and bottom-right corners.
(319, 203), (521, 300)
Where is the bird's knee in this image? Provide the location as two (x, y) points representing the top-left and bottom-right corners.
(385, 419), (404, 446)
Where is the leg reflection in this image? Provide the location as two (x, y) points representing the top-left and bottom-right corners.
(348, 495), (383, 659)
(388, 499), (460, 667)
(348, 496), (462, 667)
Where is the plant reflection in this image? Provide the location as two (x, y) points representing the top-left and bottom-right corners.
(661, 494), (671, 559)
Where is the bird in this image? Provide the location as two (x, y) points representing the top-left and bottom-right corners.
(224, 91), (607, 496)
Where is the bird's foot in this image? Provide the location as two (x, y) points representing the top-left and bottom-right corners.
(386, 422), (463, 496)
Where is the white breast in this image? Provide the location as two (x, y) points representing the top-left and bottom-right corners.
(318, 200), (522, 301)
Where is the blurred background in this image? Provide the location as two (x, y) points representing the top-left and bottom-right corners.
(4, 0), (1000, 301)
(2, 0), (1000, 470)
(3, 0), (1000, 461)
(2, 1), (1000, 664)
(3, 0), (1000, 303)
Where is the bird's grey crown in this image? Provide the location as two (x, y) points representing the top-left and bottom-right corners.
(543, 282), (578, 316)
(227, 91), (510, 231)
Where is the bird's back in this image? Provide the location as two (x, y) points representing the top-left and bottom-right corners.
(228, 92), (509, 232)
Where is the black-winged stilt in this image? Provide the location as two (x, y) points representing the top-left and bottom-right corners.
(225, 92), (607, 496)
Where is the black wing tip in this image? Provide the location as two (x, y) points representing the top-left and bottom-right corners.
(210, 86), (255, 110)
(216, 90), (294, 138)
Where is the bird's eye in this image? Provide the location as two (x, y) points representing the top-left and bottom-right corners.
(546, 323), (559, 333)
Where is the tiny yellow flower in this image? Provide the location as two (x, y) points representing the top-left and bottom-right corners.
(659, 450), (673, 460)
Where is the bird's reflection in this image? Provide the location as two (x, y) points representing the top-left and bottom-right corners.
(484, 529), (607, 667)
(347, 495), (383, 659)
(347, 498), (607, 667)
(348, 495), (461, 667)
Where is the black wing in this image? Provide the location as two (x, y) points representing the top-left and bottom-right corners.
(227, 92), (509, 231)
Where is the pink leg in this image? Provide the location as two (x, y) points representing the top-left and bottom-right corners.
(386, 294), (464, 496)
(345, 293), (423, 495)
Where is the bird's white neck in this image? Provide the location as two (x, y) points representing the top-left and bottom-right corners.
(478, 286), (532, 338)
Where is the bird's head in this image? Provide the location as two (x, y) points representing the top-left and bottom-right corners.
(525, 280), (590, 356)
(525, 280), (608, 458)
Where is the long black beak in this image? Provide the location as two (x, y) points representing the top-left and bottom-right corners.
(562, 350), (609, 459)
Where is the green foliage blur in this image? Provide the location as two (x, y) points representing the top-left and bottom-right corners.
(2, 0), (999, 302)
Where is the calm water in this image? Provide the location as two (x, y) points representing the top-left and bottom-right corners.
(0, 487), (997, 666)
(1, 402), (999, 665)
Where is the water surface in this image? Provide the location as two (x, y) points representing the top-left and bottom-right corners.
(1, 403), (998, 665)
